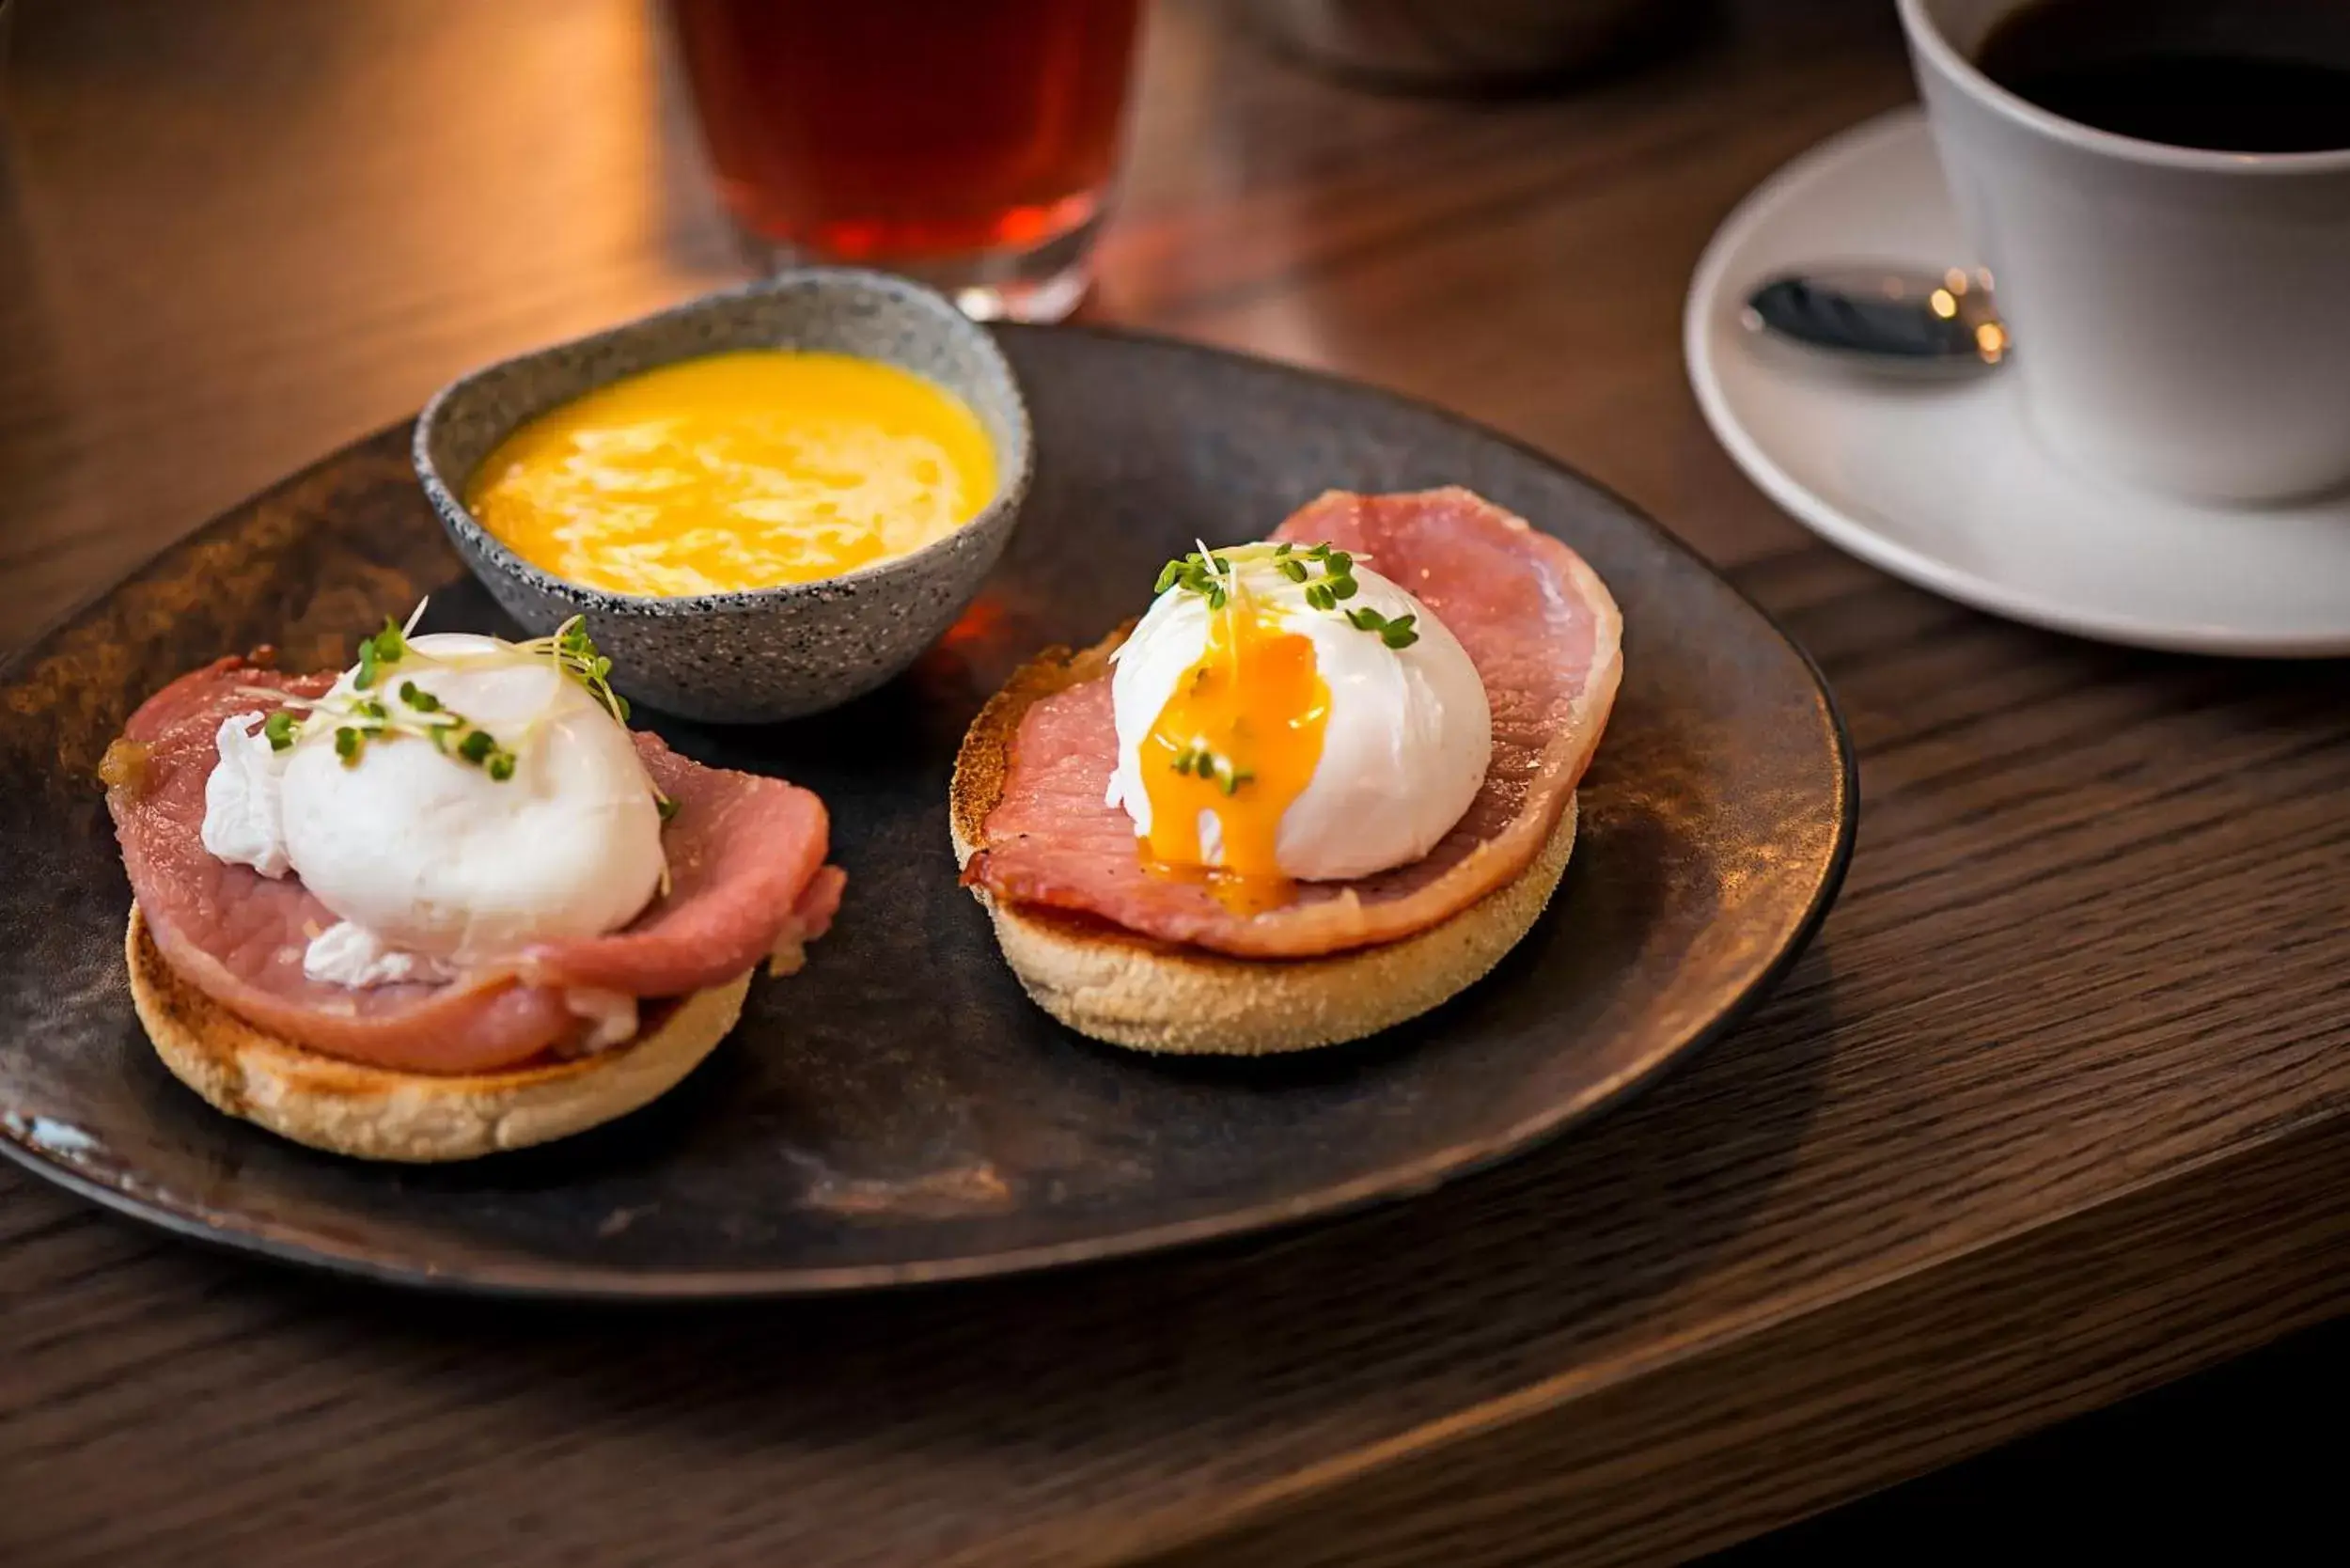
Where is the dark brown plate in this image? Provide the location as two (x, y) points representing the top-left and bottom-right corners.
(0, 325), (1852, 1297)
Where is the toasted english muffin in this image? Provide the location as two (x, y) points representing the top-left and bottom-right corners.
(126, 905), (748, 1162)
(949, 633), (1578, 1056)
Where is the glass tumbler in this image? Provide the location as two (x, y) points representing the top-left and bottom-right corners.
(668, 0), (1145, 321)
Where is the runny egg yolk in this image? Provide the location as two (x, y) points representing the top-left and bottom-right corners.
(1137, 598), (1330, 913)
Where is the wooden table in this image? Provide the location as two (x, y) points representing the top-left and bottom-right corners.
(4, 3), (2345, 1563)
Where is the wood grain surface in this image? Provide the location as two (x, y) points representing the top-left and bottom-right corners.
(4, 3), (2344, 1565)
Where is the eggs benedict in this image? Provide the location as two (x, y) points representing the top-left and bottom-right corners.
(952, 488), (1623, 1056)
(102, 612), (845, 1161)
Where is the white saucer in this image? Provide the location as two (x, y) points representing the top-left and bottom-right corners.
(1685, 108), (2350, 657)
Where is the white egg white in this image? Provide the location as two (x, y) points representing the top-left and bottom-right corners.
(203, 632), (666, 982)
(200, 712), (293, 879)
(300, 917), (458, 988)
(277, 633), (665, 966)
(1106, 554), (1492, 882)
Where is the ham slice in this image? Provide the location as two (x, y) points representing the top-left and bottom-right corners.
(107, 655), (840, 1075)
(964, 488), (1622, 958)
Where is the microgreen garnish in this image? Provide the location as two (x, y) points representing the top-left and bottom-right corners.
(1346, 606), (1420, 649)
(538, 617), (632, 724)
(248, 604), (510, 774)
(1168, 741), (1253, 794)
(1150, 540), (1411, 650)
(351, 618), (408, 692)
(1301, 544), (1361, 611)
(236, 604), (662, 816)
(1152, 551), (1234, 610)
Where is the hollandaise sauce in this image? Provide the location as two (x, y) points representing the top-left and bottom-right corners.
(465, 350), (996, 596)
(1138, 591), (1330, 914)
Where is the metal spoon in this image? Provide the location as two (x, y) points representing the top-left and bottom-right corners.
(1742, 264), (2008, 373)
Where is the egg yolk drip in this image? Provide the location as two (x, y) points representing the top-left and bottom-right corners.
(465, 350), (996, 597)
(1137, 598), (1331, 914)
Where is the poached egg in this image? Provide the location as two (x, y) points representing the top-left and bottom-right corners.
(1105, 542), (1490, 908)
(202, 631), (666, 990)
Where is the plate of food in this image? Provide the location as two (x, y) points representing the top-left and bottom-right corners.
(0, 272), (1852, 1296)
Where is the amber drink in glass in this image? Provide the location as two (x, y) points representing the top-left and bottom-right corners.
(668, 0), (1144, 321)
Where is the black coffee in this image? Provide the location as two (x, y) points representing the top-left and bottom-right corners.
(1974, 0), (2350, 153)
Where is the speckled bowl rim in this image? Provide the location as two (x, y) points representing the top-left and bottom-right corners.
(411, 268), (1034, 618)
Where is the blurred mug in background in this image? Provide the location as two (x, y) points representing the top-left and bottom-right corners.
(667, 0), (1143, 322)
(1256, 0), (1701, 92)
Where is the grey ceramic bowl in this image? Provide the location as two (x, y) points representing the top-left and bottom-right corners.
(415, 270), (1031, 723)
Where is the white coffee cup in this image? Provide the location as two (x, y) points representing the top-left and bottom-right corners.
(1899, 0), (2350, 504)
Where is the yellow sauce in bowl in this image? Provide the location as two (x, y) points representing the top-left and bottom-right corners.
(464, 350), (999, 596)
